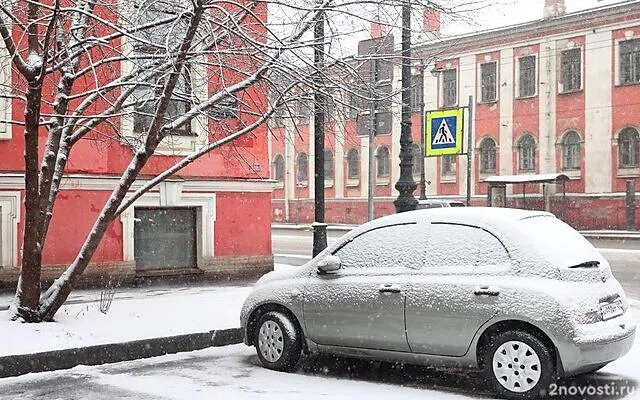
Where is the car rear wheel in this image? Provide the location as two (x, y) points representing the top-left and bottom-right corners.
(255, 311), (302, 371)
(484, 331), (555, 400)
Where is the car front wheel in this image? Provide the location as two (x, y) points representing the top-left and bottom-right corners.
(484, 330), (555, 400)
(254, 311), (302, 371)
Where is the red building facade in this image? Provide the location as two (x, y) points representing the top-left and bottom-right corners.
(0, 2), (273, 285)
(270, 0), (640, 230)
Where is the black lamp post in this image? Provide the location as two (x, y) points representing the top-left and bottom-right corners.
(312, 0), (327, 257)
(394, 0), (418, 213)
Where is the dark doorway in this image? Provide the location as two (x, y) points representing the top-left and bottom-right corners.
(134, 207), (197, 270)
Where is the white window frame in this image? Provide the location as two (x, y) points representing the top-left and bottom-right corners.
(375, 145), (390, 185)
(515, 54), (538, 99)
(0, 42), (11, 140)
(478, 61), (498, 103)
(558, 46), (583, 94)
(0, 191), (20, 268)
(615, 31), (640, 86)
(120, 2), (209, 156)
(441, 68), (458, 108)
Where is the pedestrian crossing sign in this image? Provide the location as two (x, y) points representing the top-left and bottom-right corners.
(425, 108), (464, 156)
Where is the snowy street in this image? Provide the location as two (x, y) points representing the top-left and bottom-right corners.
(1, 337), (639, 400)
(0, 278), (639, 400)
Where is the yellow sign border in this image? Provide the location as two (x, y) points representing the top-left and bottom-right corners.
(425, 108), (464, 157)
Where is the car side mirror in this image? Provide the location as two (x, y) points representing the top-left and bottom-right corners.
(317, 255), (341, 274)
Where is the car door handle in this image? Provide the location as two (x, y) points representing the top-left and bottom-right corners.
(379, 284), (401, 294)
(473, 286), (500, 296)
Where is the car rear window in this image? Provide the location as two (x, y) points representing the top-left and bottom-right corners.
(517, 216), (604, 269)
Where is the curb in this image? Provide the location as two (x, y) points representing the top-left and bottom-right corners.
(0, 327), (243, 378)
(580, 232), (640, 240)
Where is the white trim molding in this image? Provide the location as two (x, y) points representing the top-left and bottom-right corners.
(0, 173), (276, 193)
(120, 191), (216, 263)
(0, 40), (11, 140)
(0, 191), (20, 268)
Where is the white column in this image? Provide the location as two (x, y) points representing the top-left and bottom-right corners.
(423, 63), (438, 196)
(539, 40), (557, 176)
(308, 114), (315, 199)
(499, 48), (514, 177)
(458, 55), (476, 196)
(267, 125), (273, 178)
(334, 116), (345, 198)
(585, 30), (613, 193)
(285, 121), (295, 205)
(361, 135), (370, 198)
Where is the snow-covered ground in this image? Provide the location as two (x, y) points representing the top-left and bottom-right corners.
(0, 344), (485, 399)
(0, 335), (639, 399)
(0, 285), (252, 357)
(0, 264), (300, 357)
(0, 261), (639, 398)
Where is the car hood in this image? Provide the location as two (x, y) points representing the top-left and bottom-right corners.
(256, 264), (309, 285)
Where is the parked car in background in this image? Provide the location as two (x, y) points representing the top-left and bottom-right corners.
(417, 199), (466, 209)
(240, 208), (635, 400)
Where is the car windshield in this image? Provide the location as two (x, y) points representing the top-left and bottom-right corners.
(517, 216), (605, 269)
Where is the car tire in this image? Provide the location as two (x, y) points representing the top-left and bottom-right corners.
(483, 330), (556, 400)
(254, 311), (302, 371)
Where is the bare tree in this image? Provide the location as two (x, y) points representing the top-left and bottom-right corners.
(0, 0), (500, 322)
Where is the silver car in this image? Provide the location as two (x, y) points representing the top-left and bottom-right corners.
(241, 208), (635, 400)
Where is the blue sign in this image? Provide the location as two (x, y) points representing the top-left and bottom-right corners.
(425, 108), (464, 156)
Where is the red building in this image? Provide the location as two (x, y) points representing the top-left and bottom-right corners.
(270, 0), (640, 230)
(0, 2), (273, 285)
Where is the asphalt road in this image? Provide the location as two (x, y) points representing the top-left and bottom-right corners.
(272, 228), (640, 300)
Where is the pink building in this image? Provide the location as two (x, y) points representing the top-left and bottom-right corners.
(0, 3), (273, 285)
(270, 0), (640, 230)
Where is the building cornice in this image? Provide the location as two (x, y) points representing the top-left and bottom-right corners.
(0, 173), (276, 193)
(415, 1), (640, 60)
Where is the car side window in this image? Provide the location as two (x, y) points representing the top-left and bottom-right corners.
(334, 223), (427, 270)
(426, 223), (509, 268)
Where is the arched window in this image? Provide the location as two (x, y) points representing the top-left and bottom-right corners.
(562, 131), (581, 170)
(619, 127), (640, 168)
(273, 154), (285, 182)
(347, 148), (360, 180)
(479, 137), (497, 173)
(517, 134), (536, 171)
(297, 152), (308, 183)
(376, 145), (390, 179)
(411, 144), (422, 177)
(324, 149), (334, 181)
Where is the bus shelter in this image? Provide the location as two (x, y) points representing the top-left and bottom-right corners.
(483, 173), (570, 214)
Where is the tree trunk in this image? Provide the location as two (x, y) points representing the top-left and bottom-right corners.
(15, 82), (45, 320)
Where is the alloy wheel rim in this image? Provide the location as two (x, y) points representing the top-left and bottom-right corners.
(492, 340), (542, 393)
(258, 320), (285, 363)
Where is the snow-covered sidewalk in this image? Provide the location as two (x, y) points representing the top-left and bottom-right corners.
(0, 284), (252, 357)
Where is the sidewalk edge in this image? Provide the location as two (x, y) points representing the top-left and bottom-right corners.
(0, 327), (242, 378)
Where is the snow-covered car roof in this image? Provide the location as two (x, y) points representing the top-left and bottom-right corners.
(323, 207), (600, 276)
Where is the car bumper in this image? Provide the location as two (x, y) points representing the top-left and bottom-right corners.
(559, 310), (636, 376)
